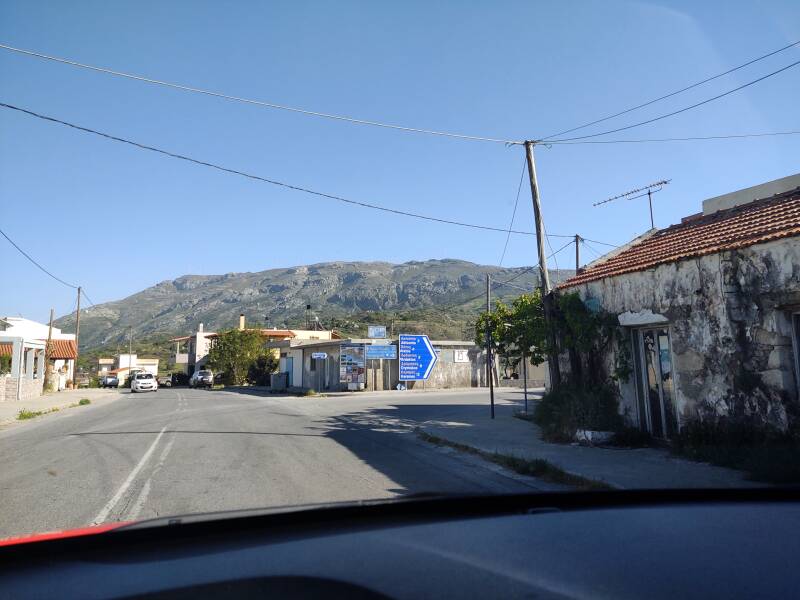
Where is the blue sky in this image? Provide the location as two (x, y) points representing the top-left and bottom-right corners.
(1, 0), (798, 323)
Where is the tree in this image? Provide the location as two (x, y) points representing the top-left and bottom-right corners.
(206, 329), (269, 385)
(474, 292), (548, 376)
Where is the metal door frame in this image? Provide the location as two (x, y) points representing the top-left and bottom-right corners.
(635, 326), (673, 439)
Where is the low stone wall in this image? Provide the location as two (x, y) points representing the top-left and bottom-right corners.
(0, 377), (44, 402)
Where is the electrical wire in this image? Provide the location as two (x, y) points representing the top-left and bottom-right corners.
(541, 39), (800, 140)
(498, 158), (527, 266)
(545, 130), (800, 145)
(0, 101), (539, 236)
(581, 237), (619, 248)
(546, 58), (800, 142)
(81, 289), (97, 308)
(0, 43), (522, 146)
(0, 226), (79, 289)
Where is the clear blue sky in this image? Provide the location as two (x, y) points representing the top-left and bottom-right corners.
(1, 0), (798, 323)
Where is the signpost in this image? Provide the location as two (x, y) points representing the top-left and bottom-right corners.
(367, 325), (387, 339)
(311, 352), (328, 360)
(365, 345), (397, 360)
(398, 334), (438, 382)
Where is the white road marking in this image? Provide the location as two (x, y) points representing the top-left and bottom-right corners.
(127, 436), (175, 521)
(91, 425), (167, 525)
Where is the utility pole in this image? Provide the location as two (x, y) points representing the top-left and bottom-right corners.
(647, 189), (654, 229)
(524, 141), (560, 388)
(524, 142), (551, 294)
(486, 273), (495, 419)
(44, 308), (54, 391)
(74, 287), (81, 385)
(575, 234), (581, 272)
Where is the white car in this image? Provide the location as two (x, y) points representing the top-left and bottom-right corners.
(131, 372), (158, 393)
(190, 369), (214, 389)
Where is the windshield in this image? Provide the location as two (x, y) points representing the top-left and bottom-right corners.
(1, 2), (799, 541)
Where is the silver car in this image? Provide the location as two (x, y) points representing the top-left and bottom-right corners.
(131, 372), (158, 393)
(190, 369), (214, 389)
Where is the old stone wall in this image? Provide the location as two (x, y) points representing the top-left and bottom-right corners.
(570, 237), (800, 430)
(0, 376), (44, 402)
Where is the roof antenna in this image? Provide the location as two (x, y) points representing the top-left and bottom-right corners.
(594, 179), (671, 229)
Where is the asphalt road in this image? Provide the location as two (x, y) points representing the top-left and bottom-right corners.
(0, 387), (547, 538)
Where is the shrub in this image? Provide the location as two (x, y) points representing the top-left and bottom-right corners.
(533, 383), (623, 442)
(78, 398), (91, 406)
(673, 419), (800, 483)
(247, 354), (279, 386)
(610, 426), (653, 448)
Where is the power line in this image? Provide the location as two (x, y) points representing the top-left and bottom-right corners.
(81, 289), (97, 308)
(545, 58), (800, 142)
(0, 226), (79, 289)
(499, 158), (527, 266)
(541, 39), (800, 140)
(546, 130), (800, 145)
(582, 237), (619, 248)
(0, 101), (540, 237)
(0, 43), (522, 146)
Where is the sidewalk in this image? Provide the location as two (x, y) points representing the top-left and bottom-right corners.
(416, 389), (763, 489)
(0, 388), (123, 427)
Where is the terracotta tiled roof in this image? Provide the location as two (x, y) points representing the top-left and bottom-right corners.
(45, 339), (78, 359)
(561, 188), (800, 288)
(0, 339), (77, 359)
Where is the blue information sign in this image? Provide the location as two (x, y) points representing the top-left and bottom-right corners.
(398, 334), (438, 381)
(365, 344), (398, 360)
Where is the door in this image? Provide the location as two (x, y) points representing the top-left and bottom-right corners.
(636, 327), (676, 439)
(285, 357), (293, 387)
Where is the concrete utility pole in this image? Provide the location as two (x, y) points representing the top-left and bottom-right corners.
(74, 287), (81, 385)
(486, 273), (495, 419)
(575, 234), (581, 272)
(524, 142), (560, 388)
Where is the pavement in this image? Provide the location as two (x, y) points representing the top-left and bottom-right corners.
(0, 385), (762, 538)
(0, 387), (554, 539)
(410, 388), (763, 490)
(0, 388), (125, 427)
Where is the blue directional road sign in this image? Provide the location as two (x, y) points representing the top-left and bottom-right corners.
(365, 344), (398, 360)
(399, 334), (438, 381)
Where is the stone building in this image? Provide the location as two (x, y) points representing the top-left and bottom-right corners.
(558, 174), (800, 439)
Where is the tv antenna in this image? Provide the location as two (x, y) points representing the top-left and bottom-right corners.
(593, 179), (671, 229)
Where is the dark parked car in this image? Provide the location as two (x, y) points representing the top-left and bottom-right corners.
(100, 375), (119, 388)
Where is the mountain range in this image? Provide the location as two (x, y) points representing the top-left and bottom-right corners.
(54, 259), (574, 350)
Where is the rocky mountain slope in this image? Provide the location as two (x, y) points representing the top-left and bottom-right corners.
(56, 259), (574, 350)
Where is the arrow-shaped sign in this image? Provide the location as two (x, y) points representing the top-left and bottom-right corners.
(398, 334), (438, 381)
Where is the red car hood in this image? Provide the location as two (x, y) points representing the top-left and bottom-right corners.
(0, 522), (129, 547)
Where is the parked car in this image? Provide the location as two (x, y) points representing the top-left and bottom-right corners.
(100, 375), (119, 388)
(190, 369), (214, 389)
(157, 374), (173, 388)
(131, 372), (158, 393)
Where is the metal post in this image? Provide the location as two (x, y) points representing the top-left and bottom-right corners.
(486, 273), (495, 419)
(648, 189), (654, 229)
(575, 234), (581, 271)
(522, 351), (528, 414)
(74, 287), (81, 385)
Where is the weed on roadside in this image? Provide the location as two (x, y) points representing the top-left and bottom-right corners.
(78, 398), (91, 406)
(417, 429), (612, 490)
(17, 409), (44, 420)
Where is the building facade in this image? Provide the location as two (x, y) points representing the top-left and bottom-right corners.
(558, 175), (800, 439)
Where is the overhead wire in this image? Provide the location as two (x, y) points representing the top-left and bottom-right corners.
(541, 39), (800, 140)
(0, 226), (79, 289)
(498, 157), (527, 266)
(0, 43), (522, 145)
(0, 101), (539, 237)
(545, 58), (800, 142)
(545, 130), (800, 145)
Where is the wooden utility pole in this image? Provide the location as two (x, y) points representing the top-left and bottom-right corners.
(44, 308), (54, 390)
(524, 142), (551, 294)
(485, 273), (495, 419)
(524, 142), (561, 388)
(575, 234), (581, 271)
(73, 287), (81, 386)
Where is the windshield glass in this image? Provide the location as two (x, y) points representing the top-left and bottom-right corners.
(1, 1), (799, 540)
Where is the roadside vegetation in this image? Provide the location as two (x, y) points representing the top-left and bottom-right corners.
(206, 329), (279, 386)
(417, 430), (612, 490)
